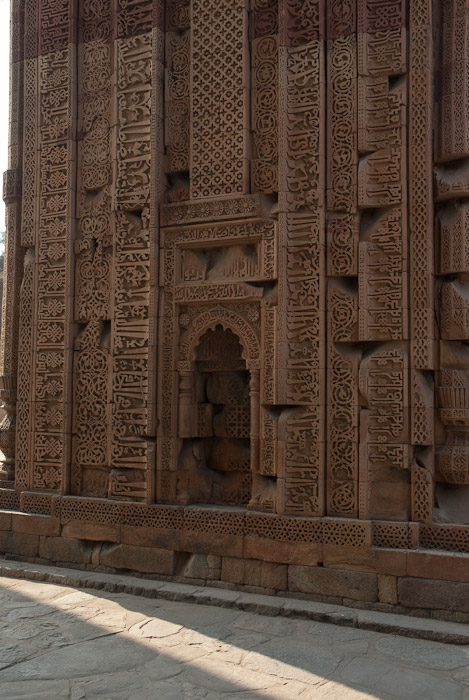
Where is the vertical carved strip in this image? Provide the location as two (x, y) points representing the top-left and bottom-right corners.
(409, 0), (434, 521)
(327, 344), (360, 517)
(157, 231), (178, 503)
(359, 347), (410, 520)
(327, 216), (359, 277)
(409, 0), (434, 370)
(438, 0), (469, 162)
(166, 31), (190, 175)
(252, 20), (279, 194)
(327, 31), (357, 213)
(71, 0), (113, 497)
(277, 3), (326, 516)
(21, 60), (37, 249)
(326, 0), (358, 517)
(355, 0), (410, 521)
(15, 0), (38, 490)
(357, 70), (407, 344)
(191, 0), (249, 199)
(113, 28), (160, 502)
(151, 24), (165, 502)
(165, 0), (190, 188)
(32, 0), (77, 493)
(15, 261), (34, 491)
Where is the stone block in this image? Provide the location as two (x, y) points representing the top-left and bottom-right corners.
(121, 524), (181, 551)
(14, 532), (40, 558)
(378, 574), (398, 605)
(181, 529), (244, 559)
(61, 520), (121, 543)
(0, 531), (40, 559)
(99, 543), (176, 576)
(407, 551), (469, 584)
(39, 536), (92, 565)
(221, 557), (287, 591)
(288, 565), (378, 602)
(12, 513), (60, 537)
(244, 536), (323, 567)
(323, 544), (407, 576)
(178, 553), (221, 580)
(0, 510), (12, 532)
(398, 577), (469, 612)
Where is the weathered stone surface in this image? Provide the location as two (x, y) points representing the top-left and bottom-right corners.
(121, 525), (181, 552)
(407, 552), (469, 584)
(375, 635), (469, 671)
(61, 521), (121, 544)
(221, 557), (287, 591)
(288, 566), (378, 602)
(378, 574), (398, 605)
(39, 537), (92, 566)
(339, 658), (465, 700)
(0, 533), (39, 559)
(0, 681), (71, 699)
(398, 578), (469, 613)
(99, 544), (175, 576)
(322, 545), (407, 577)
(177, 553), (221, 580)
(12, 514), (59, 538)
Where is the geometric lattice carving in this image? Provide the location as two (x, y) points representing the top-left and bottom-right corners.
(191, 0), (248, 198)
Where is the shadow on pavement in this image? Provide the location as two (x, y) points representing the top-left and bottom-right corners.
(0, 575), (467, 700)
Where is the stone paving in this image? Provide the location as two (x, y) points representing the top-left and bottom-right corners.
(0, 575), (468, 700)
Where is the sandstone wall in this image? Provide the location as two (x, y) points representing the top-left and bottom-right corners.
(0, 0), (467, 616)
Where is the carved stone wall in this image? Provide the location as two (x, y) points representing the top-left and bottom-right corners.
(1, 0), (469, 611)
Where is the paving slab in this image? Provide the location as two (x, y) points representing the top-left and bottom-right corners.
(0, 565), (467, 700)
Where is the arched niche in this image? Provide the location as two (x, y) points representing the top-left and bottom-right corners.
(175, 324), (260, 506)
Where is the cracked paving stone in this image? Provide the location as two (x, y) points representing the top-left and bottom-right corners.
(339, 657), (466, 700)
(232, 613), (300, 637)
(375, 634), (469, 671)
(128, 617), (183, 639)
(0, 680), (71, 700)
(223, 632), (270, 649)
(300, 682), (399, 700)
(183, 656), (283, 693)
(0, 576), (467, 700)
(241, 638), (341, 685)
(0, 634), (156, 682)
(0, 643), (36, 671)
(3, 604), (55, 621)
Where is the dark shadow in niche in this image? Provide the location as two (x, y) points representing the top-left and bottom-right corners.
(176, 326), (252, 507)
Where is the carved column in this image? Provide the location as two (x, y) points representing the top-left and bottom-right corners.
(15, 0), (38, 492)
(276, 0), (326, 517)
(0, 2), (24, 485)
(178, 371), (193, 439)
(409, 0), (435, 523)
(249, 368), (260, 475)
(357, 0), (410, 522)
(326, 0), (359, 518)
(111, 2), (164, 504)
